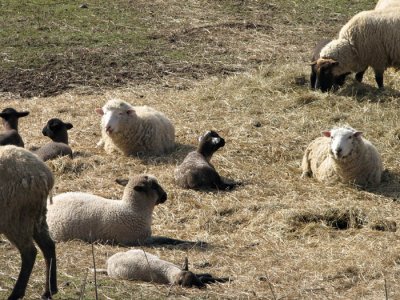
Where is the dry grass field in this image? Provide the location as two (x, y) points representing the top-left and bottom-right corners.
(1, 0), (400, 299)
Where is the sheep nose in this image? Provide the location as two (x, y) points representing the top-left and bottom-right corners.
(158, 192), (167, 204)
(337, 148), (342, 154)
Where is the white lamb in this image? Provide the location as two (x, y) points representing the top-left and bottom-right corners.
(95, 99), (175, 156)
(314, 9), (400, 90)
(301, 127), (383, 187)
(104, 249), (228, 288)
(375, 0), (400, 10)
(0, 145), (57, 300)
(46, 174), (167, 245)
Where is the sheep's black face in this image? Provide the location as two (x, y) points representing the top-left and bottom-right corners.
(0, 108), (29, 121)
(133, 175), (167, 205)
(198, 130), (225, 158)
(42, 118), (73, 138)
(315, 59), (339, 92)
(178, 271), (205, 288)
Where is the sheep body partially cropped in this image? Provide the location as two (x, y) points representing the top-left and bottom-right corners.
(35, 118), (73, 161)
(375, 0), (400, 10)
(47, 174), (167, 245)
(301, 127), (383, 187)
(0, 145), (57, 300)
(0, 108), (29, 147)
(174, 130), (237, 190)
(106, 249), (228, 288)
(315, 9), (400, 90)
(95, 99), (175, 156)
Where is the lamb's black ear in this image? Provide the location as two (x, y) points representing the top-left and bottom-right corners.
(182, 257), (189, 271)
(115, 178), (129, 186)
(17, 111), (29, 118)
(65, 123), (73, 130)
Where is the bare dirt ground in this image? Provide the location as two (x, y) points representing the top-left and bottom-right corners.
(2, 1), (400, 300)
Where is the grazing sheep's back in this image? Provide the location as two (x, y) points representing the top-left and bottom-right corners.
(47, 192), (152, 243)
(0, 146), (54, 232)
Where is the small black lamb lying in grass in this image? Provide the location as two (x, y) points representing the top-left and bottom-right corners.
(34, 118), (73, 161)
(174, 130), (238, 190)
(0, 107), (29, 147)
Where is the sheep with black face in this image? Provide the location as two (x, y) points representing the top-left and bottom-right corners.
(174, 130), (238, 190)
(0, 108), (29, 147)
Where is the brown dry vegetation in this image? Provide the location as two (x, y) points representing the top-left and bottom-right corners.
(1, 0), (400, 299)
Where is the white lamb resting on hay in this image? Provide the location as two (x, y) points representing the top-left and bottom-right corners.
(301, 127), (383, 187)
(95, 99), (175, 156)
(104, 249), (229, 288)
(46, 174), (167, 245)
(315, 9), (400, 89)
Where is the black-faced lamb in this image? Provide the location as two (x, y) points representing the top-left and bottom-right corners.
(34, 118), (73, 161)
(95, 98), (175, 156)
(174, 130), (238, 190)
(46, 174), (167, 245)
(314, 9), (400, 90)
(105, 249), (228, 288)
(301, 126), (383, 187)
(0, 108), (29, 147)
(310, 39), (366, 91)
(0, 145), (57, 300)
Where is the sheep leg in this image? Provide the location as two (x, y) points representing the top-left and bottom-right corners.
(6, 235), (37, 300)
(33, 224), (58, 299)
(301, 148), (312, 178)
(374, 70), (384, 88)
(355, 69), (366, 83)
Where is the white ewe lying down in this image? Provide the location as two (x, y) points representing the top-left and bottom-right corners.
(0, 145), (57, 300)
(174, 130), (238, 190)
(47, 174), (167, 245)
(104, 249), (229, 288)
(301, 127), (383, 187)
(375, 0), (400, 10)
(95, 99), (175, 156)
(314, 9), (400, 90)
(35, 118), (73, 161)
(0, 108), (29, 147)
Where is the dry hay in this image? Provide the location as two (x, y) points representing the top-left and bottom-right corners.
(0, 62), (399, 299)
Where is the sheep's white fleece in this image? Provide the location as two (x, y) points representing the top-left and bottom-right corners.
(301, 131), (383, 187)
(46, 175), (164, 245)
(107, 249), (182, 284)
(375, 0), (400, 10)
(320, 9), (400, 76)
(99, 99), (175, 156)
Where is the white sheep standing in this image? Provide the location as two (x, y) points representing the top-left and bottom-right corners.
(301, 127), (383, 187)
(46, 174), (167, 245)
(315, 9), (400, 89)
(375, 0), (400, 10)
(95, 99), (175, 156)
(0, 145), (57, 300)
(104, 249), (228, 288)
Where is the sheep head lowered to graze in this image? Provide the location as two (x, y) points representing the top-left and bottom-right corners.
(47, 174), (169, 245)
(301, 126), (383, 187)
(0, 145), (57, 300)
(0, 108), (29, 147)
(95, 99), (175, 156)
(105, 249), (230, 288)
(174, 130), (239, 190)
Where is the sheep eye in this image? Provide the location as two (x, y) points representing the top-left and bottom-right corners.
(348, 136), (352, 139)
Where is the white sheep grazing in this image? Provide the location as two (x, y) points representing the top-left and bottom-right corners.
(95, 99), (175, 156)
(314, 9), (400, 90)
(174, 130), (238, 190)
(375, 0), (400, 10)
(47, 174), (167, 245)
(301, 127), (383, 187)
(105, 249), (228, 288)
(0, 145), (57, 300)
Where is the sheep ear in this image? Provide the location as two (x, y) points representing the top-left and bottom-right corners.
(17, 111), (29, 118)
(95, 108), (104, 115)
(353, 131), (363, 138)
(65, 123), (73, 130)
(182, 257), (189, 271)
(115, 178), (129, 186)
(322, 131), (331, 137)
